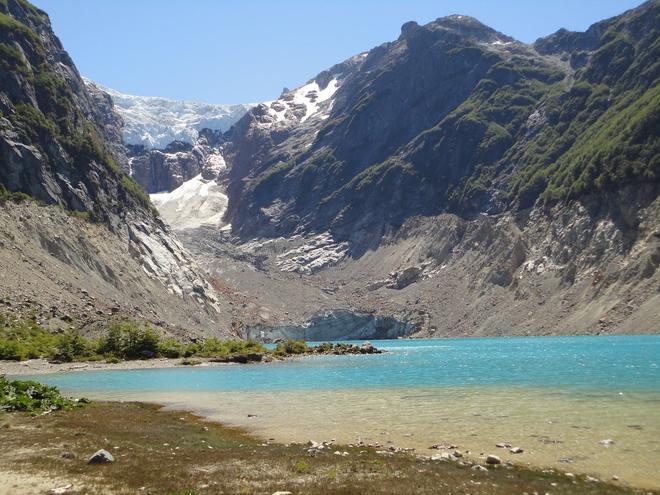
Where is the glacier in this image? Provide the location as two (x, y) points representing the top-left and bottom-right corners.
(84, 78), (254, 149)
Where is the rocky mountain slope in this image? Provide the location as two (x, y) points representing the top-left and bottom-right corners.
(2, 0), (657, 341)
(224, 4), (658, 245)
(169, 1), (659, 339)
(0, 0), (233, 339)
(85, 80), (253, 150)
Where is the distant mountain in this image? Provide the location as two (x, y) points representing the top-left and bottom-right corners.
(223, 4), (659, 246)
(85, 80), (254, 149)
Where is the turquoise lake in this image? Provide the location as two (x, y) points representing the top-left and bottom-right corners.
(20, 335), (660, 489)
(28, 335), (660, 393)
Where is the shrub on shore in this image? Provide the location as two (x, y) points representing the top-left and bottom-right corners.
(274, 339), (309, 356)
(0, 375), (87, 414)
(0, 316), (267, 363)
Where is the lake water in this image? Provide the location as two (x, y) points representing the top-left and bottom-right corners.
(23, 336), (660, 488)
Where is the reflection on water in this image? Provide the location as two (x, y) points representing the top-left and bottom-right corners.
(23, 336), (660, 489)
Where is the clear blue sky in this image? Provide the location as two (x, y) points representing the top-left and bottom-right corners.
(32, 0), (644, 104)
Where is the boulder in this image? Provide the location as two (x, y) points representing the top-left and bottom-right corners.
(87, 449), (115, 464)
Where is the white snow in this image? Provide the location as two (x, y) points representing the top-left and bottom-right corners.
(84, 78), (254, 149)
(150, 174), (229, 231)
(266, 78), (340, 125)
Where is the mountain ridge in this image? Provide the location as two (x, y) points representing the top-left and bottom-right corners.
(1, 0), (658, 341)
(0, 0), (233, 340)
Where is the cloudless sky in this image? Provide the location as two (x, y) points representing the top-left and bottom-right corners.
(31, 0), (644, 104)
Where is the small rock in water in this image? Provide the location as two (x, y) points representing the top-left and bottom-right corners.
(471, 464), (488, 472)
(485, 454), (501, 465)
(272, 492), (293, 495)
(599, 438), (615, 445)
(612, 475), (620, 481)
(87, 449), (114, 464)
(48, 485), (73, 495)
(60, 452), (75, 459)
(496, 442), (511, 449)
(509, 447), (524, 454)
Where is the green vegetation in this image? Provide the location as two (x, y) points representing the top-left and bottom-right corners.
(0, 184), (32, 205)
(0, 375), (86, 413)
(0, 316), (267, 363)
(273, 339), (309, 356)
(293, 459), (311, 474)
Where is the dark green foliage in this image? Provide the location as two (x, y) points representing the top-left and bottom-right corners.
(0, 375), (85, 413)
(50, 331), (94, 363)
(0, 316), (269, 363)
(180, 338), (266, 359)
(274, 339), (309, 356)
(0, 318), (60, 360)
(98, 319), (160, 360)
(0, 184), (32, 204)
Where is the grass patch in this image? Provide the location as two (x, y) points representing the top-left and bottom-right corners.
(0, 401), (645, 494)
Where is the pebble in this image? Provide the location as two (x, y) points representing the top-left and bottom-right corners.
(48, 485), (73, 495)
(471, 464), (488, 472)
(509, 447), (524, 454)
(485, 454), (501, 465)
(598, 438), (615, 445)
(272, 492), (293, 495)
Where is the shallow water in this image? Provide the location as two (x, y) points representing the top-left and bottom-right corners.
(23, 336), (660, 488)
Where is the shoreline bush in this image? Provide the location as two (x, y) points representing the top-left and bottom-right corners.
(0, 316), (267, 363)
(0, 375), (87, 413)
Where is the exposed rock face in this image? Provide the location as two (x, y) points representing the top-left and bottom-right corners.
(245, 310), (416, 342)
(124, 128), (226, 194)
(0, 0), (226, 336)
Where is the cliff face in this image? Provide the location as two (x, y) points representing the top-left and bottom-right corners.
(0, 0), (230, 337)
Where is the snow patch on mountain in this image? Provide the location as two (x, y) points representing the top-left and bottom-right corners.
(150, 175), (229, 231)
(265, 78), (341, 127)
(85, 79), (254, 149)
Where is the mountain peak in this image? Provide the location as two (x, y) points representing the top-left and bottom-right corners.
(400, 14), (514, 45)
